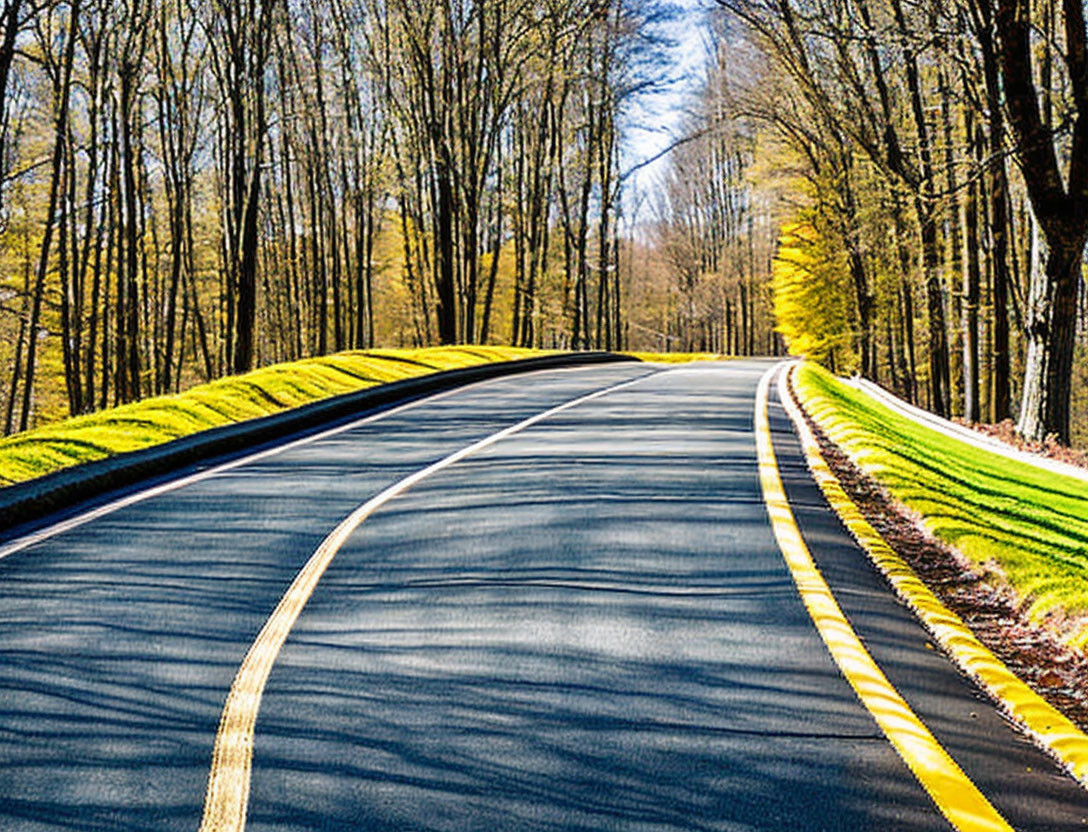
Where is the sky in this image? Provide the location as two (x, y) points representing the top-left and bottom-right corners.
(621, 0), (713, 223)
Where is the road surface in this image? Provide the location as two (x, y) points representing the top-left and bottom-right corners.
(1, 360), (1086, 830)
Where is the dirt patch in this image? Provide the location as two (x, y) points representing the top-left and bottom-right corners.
(953, 417), (1088, 471)
(796, 397), (1088, 732)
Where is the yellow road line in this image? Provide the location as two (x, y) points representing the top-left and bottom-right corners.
(755, 364), (1013, 832)
(780, 362), (1088, 786)
(198, 373), (654, 832)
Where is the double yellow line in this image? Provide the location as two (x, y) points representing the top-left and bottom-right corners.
(198, 374), (652, 832)
(778, 364), (1088, 783)
(755, 363), (1012, 832)
(199, 361), (1075, 832)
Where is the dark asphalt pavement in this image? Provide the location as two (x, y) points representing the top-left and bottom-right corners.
(1, 360), (1086, 830)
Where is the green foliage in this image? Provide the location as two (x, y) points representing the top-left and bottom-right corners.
(771, 222), (857, 373)
(796, 362), (1088, 647)
(0, 346), (548, 487)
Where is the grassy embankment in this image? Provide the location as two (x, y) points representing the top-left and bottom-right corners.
(0, 346), (551, 487)
(795, 361), (1088, 648)
(0, 347), (726, 488)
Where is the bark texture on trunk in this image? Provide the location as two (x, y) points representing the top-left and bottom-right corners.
(1017, 242), (1085, 443)
(998, 0), (1088, 443)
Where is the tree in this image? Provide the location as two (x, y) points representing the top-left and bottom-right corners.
(0, 0), (666, 430)
(772, 221), (855, 370)
(19, 0), (80, 430)
(207, 0), (274, 374)
(996, 0), (1088, 443)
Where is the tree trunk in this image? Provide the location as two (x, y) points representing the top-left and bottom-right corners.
(914, 198), (951, 416)
(1017, 242), (1085, 443)
(434, 158), (457, 344)
(0, 0), (22, 215)
(963, 122), (982, 423)
(232, 164), (261, 372)
(970, 0), (1012, 420)
(20, 0), (81, 430)
(119, 58), (142, 402)
(997, 0), (1088, 442)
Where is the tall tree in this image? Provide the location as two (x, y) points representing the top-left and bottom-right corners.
(997, 0), (1088, 443)
(208, 0), (274, 374)
(19, 0), (80, 429)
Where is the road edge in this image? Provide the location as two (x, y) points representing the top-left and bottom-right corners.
(0, 352), (636, 532)
(781, 362), (1088, 788)
(848, 375), (1088, 484)
(757, 363), (1012, 832)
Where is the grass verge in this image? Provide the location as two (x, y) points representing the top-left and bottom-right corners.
(795, 361), (1088, 649)
(0, 346), (550, 488)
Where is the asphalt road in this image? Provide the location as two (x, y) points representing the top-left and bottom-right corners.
(1, 360), (1087, 831)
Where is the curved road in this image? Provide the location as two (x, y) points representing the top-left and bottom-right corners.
(1, 360), (1086, 830)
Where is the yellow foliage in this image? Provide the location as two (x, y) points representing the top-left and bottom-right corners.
(771, 221), (857, 373)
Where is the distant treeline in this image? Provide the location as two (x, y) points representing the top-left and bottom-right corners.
(0, 0), (688, 432)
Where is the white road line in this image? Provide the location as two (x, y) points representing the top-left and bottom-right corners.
(0, 365), (650, 561)
(198, 371), (656, 832)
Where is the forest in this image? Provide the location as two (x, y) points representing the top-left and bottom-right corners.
(712, 0), (1088, 446)
(0, 0), (1085, 447)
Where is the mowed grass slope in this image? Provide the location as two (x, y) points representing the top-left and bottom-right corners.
(0, 346), (548, 487)
(795, 361), (1088, 648)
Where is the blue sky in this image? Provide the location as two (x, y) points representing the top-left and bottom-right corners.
(622, 0), (712, 219)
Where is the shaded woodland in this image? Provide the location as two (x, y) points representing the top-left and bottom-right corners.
(644, 23), (778, 358)
(6, 0), (1085, 449)
(708, 0), (1088, 444)
(0, 0), (722, 432)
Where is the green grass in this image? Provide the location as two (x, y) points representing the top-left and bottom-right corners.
(795, 361), (1088, 648)
(0, 346), (550, 488)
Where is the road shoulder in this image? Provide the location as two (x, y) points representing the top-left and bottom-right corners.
(773, 363), (1088, 830)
